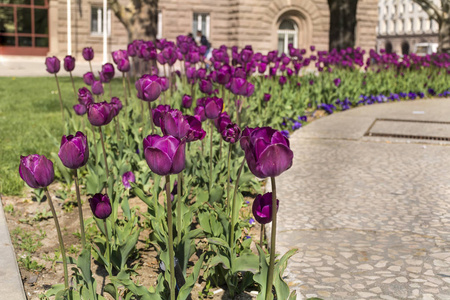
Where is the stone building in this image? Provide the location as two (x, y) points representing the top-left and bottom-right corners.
(0, 0), (378, 61)
(377, 0), (439, 54)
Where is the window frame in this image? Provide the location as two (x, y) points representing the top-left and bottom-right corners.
(90, 6), (111, 37)
(277, 19), (298, 55)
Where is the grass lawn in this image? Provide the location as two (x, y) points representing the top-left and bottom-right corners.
(0, 76), (124, 195)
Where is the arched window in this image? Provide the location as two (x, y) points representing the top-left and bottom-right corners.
(277, 19), (298, 54)
(401, 41), (410, 55)
(385, 41), (393, 54)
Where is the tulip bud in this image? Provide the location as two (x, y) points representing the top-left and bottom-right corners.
(91, 81), (104, 95)
(143, 135), (186, 176)
(87, 102), (115, 126)
(182, 94), (193, 108)
(63, 55), (75, 72)
(252, 192), (279, 224)
(89, 193), (112, 219)
(135, 75), (162, 102)
(82, 47), (94, 61)
(83, 72), (95, 86)
(58, 132), (89, 169)
(45, 56), (60, 74)
(19, 154), (54, 188)
(122, 171), (135, 189)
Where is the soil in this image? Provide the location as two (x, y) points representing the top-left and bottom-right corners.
(1, 184), (262, 300)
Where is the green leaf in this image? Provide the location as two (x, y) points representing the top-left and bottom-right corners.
(231, 251), (259, 274)
(177, 253), (205, 300)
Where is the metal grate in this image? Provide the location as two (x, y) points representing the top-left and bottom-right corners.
(364, 118), (450, 141)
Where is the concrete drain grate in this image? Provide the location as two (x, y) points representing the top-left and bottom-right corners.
(364, 118), (450, 141)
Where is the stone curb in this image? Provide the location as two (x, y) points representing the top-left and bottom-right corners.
(0, 195), (27, 300)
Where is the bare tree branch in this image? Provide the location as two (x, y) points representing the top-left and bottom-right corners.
(411, 0), (444, 23)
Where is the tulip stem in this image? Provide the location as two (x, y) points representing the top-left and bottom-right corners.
(69, 71), (77, 101)
(209, 120), (213, 194)
(260, 224), (265, 249)
(109, 82), (112, 98)
(229, 157), (246, 247)
(122, 72), (128, 106)
(226, 143), (232, 216)
(177, 172), (182, 245)
(54, 74), (65, 124)
(99, 127), (110, 192)
(126, 73), (132, 97)
(165, 175), (176, 300)
(148, 102), (155, 134)
(74, 170), (86, 249)
(265, 177), (277, 300)
(90, 124), (98, 164)
(44, 188), (69, 290)
(103, 220), (112, 275)
(89, 61), (93, 74)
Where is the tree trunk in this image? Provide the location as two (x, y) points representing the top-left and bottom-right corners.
(109, 0), (158, 44)
(439, 15), (450, 53)
(328, 0), (359, 51)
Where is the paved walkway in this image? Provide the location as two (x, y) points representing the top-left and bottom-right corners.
(276, 98), (450, 299)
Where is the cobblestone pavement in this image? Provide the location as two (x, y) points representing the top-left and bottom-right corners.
(275, 99), (450, 300)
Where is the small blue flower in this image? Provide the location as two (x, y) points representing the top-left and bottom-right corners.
(249, 218), (255, 225)
(244, 235), (251, 240)
(292, 122), (302, 130)
(280, 130), (290, 138)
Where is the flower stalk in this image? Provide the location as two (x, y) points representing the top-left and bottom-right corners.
(265, 176), (277, 300)
(44, 188), (69, 290)
(165, 175), (176, 300)
(74, 170), (86, 248)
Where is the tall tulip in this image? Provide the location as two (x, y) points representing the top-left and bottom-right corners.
(18, 154), (68, 289)
(45, 56), (65, 123)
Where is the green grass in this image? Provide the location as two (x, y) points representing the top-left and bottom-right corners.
(0, 76), (112, 195)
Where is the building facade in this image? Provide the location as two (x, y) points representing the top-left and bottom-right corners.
(377, 0), (439, 54)
(1, 0), (378, 61)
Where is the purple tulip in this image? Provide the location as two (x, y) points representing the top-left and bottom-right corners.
(78, 87), (94, 106)
(58, 131), (89, 169)
(240, 127), (293, 178)
(83, 72), (95, 86)
(89, 193), (112, 219)
(136, 75), (162, 102)
(258, 63), (267, 74)
(91, 81), (104, 95)
(19, 154), (54, 189)
(117, 58), (130, 72)
(263, 93), (271, 102)
(246, 82), (255, 97)
(310, 45), (315, 52)
(182, 94), (193, 108)
(110, 97), (123, 116)
(221, 123), (241, 143)
(185, 115), (206, 142)
(199, 79), (213, 95)
(215, 112), (232, 133)
(333, 78), (341, 87)
(194, 105), (206, 122)
(143, 135), (186, 176)
(100, 63), (115, 83)
(73, 104), (87, 115)
(111, 49), (128, 64)
(87, 102), (115, 126)
(82, 47), (94, 61)
(229, 77), (247, 96)
(152, 104), (173, 127)
(45, 56), (60, 74)
(156, 77), (170, 92)
(63, 55), (75, 72)
(160, 110), (190, 139)
(127, 43), (137, 57)
(203, 97), (224, 119)
(279, 76), (287, 86)
(252, 192), (279, 224)
(122, 171), (135, 189)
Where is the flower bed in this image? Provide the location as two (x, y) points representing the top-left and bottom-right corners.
(7, 37), (450, 300)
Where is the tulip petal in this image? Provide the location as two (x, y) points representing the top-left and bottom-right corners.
(256, 144), (293, 177)
(171, 140), (186, 174)
(144, 147), (172, 176)
(34, 156), (54, 187)
(19, 162), (40, 188)
(59, 142), (84, 169)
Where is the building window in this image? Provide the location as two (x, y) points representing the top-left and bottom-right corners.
(193, 13), (210, 39)
(91, 6), (111, 36)
(385, 41), (393, 54)
(157, 11), (162, 39)
(401, 41), (410, 55)
(277, 19), (298, 55)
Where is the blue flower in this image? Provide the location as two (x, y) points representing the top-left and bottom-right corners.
(280, 130), (290, 138)
(249, 218), (255, 225)
(292, 122), (302, 130)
